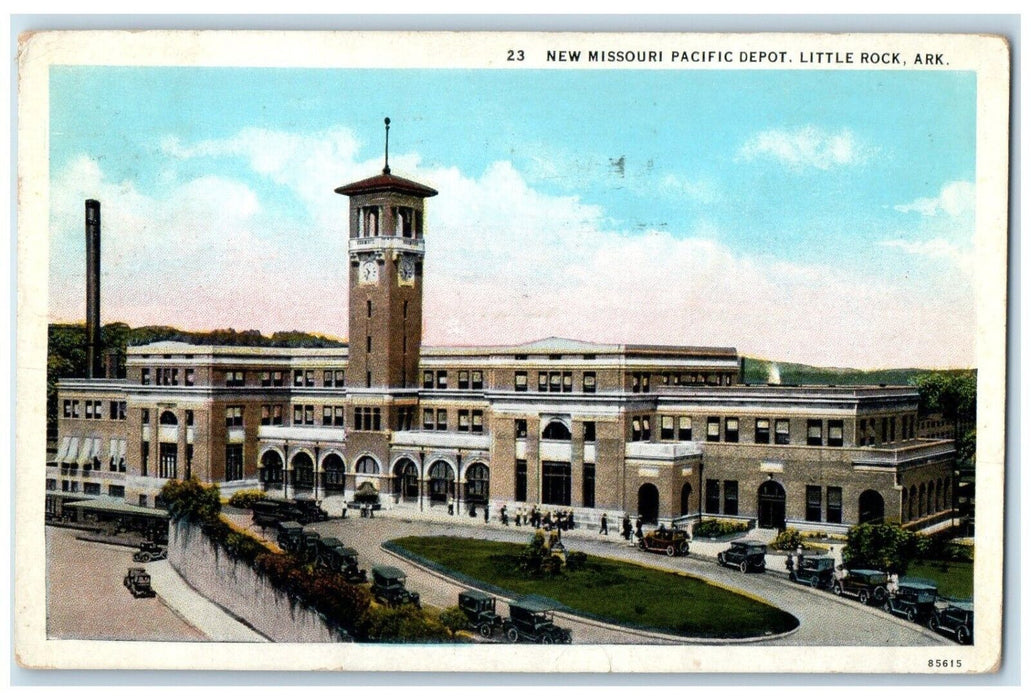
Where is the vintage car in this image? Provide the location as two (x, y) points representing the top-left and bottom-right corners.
(316, 537), (367, 583)
(716, 540), (767, 573)
(298, 528), (322, 561)
(637, 526), (690, 557)
(882, 579), (939, 623)
(789, 555), (836, 589)
(123, 567), (156, 598)
(275, 520), (305, 552)
(503, 596), (572, 644)
(132, 540), (168, 563)
(458, 590), (504, 637)
(832, 568), (889, 605)
(371, 566), (421, 608)
(293, 497), (329, 523)
(929, 600), (974, 645)
(252, 498), (305, 528)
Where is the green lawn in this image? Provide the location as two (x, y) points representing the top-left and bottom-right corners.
(906, 560), (974, 600)
(390, 536), (798, 639)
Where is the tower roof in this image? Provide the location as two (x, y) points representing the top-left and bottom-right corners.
(334, 172), (438, 198)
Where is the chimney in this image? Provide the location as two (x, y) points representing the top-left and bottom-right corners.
(85, 199), (102, 379)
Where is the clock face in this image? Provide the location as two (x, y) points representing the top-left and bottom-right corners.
(360, 260), (379, 284)
(398, 258), (415, 284)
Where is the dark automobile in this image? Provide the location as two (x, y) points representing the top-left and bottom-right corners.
(132, 540), (168, 563)
(299, 528), (322, 561)
(458, 590), (504, 637)
(882, 580), (938, 623)
(293, 497), (329, 523)
(371, 566), (421, 608)
(123, 567), (156, 598)
(275, 520), (304, 552)
(789, 555), (836, 589)
(832, 568), (888, 605)
(717, 540), (767, 573)
(638, 526), (690, 557)
(929, 601), (973, 645)
(503, 596), (572, 644)
(252, 498), (305, 528)
(316, 537), (367, 583)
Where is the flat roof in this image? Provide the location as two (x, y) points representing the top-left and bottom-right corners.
(63, 496), (168, 517)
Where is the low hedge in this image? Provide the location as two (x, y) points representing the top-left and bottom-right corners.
(693, 519), (750, 539)
(227, 489), (266, 509)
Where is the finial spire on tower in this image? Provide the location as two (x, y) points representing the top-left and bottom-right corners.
(383, 117), (391, 174)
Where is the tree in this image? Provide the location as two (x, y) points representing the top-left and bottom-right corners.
(159, 477), (222, 523)
(842, 522), (916, 575)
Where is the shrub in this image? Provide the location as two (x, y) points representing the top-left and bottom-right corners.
(359, 604), (452, 642)
(565, 551), (588, 571)
(693, 519), (750, 539)
(772, 529), (803, 551)
(438, 606), (469, 637)
(843, 522), (916, 574)
(227, 489), (266, 509)
(160, 477), (222, 523)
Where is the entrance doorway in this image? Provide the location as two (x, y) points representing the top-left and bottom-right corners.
(858, 490), (885, 524)
(638, 483), (659, 524)
(757, 480), (786, 530)
(680, 483), (693, 516)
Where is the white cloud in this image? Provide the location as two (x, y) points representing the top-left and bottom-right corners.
(48, 130), (973, 369)
(894, 180), (975, 218)
(737, 126), (871, 171)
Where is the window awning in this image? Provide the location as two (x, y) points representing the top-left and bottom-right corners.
(54, 437), (71, 463)
(118, 439), (126, 463)
(63, 437), (80, 464)
(77, 437), (99, 467)
(110, 438), (119, 464)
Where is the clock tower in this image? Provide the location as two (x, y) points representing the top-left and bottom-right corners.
(335, 118), (437, 391)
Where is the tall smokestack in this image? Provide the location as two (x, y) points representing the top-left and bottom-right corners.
(85, 199), (102, 379)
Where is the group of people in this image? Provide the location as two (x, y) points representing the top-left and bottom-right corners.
(597, 512), (646, 543)
(494, 504), (577, 531)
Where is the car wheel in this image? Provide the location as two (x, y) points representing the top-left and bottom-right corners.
(859, 590), (869, 605)
(956, 627), (970, 645)
(479, 623), (493, 638)
(637, 541), (646, 550)
(882, 601), (892, 613)
(540, 634), (554, 644)
(137, 552), (152, 563)
(666, 545), (676, 557)
(928, 616), (939, 632)
(739, 560), (749, 574)
(717, 554), (725, 566)
(678, 542), (689, 556)
(506, 627), (519, 643)
(832, 583), (842, 596)
(873, 587), (887, 603)
(809, 578), (819, 589)
(906, 609), (918, 623)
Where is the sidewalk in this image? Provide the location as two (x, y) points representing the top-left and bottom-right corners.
(147, 560), (268, 642)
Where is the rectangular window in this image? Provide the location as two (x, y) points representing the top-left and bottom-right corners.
(334, 370), (345, 387)
(515, 419), (528, 439)
(562, 372), (573, 393)
(63, 400), (71, 418)
(678, 416), (692, 441)
(807, 419), (824, 446)
(226, 370), (245, 387)
(324, 370), (333, 387)
(458, 371), (470, 389)
(262, 405), (272, 425)
(632, 373), (640, 393)
(109, 485), (125, 499)
(225, 444), (243, 482)
(436, 409), (447, 431)
(515, 460), (528, 502)
(107, 401), (117, 420)
(642, 374), (651, 393)
(724, 480), (739, 516)
(294, 369), (304, 387)
(542, 461), (572, 506)
(725, 417), (739, 443)
(423, 409), (435, 431)
(583, 421), (596, 443)
(141, 368), (150, 385)
(471, 410), (484, 434)
(225, 406), (243, 427)
(304, 405), (315, 425)
(705, 479), (720, 514)
(84, 482), (101, 496)
(436, 371), (448, 389)
(471, 370), (483, 390)
(549, 372), (562, 392)
(660, 415), (674, 440)
(294, 405), (303, 424)
(583, 371), (596, 393)
(515, 371), (528, 392)
(159, 443), (178, 480)
(538, 372), (548, 392)
(141, 408), (150, 424)
(707, 417), (720, 442)
(755, 418), (771, 444)
(828, 420), (844, 447)
(262, 371), (272, 387)
(826, 487), (843, 524)
(85, 401), (94, 419)
(806, 485), (823, 522)
(423, 371), (434, 389)
(631, 417), (642, 442)
(141, 442), (149, 476)
(305, 370), (315, 387)
(185, 409), (194, 426)
(775, 419), (790, 445)
(334, 406), (345, 427)
(583, 464), (596, 508)
(323, 406), (333, 426)
(72, 400), (80, 418)
(641, 416), (651, 441)
(458, 409), (470, 432)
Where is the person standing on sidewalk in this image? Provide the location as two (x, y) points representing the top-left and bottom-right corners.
(599, 513), (609, 535)
(484, 503), (490, 524)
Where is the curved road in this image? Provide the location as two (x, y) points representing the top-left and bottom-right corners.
(270, 513), (951, 647)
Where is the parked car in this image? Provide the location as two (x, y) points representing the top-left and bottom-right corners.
(503, 596), (572, 644)
(832, 568), (888, 605)
(275, 520), (304, 552)
(929, 600), (974, 645)
(789, 555), (836, 589)
(252, 498), (305, 528)
(371, 566), (421, 608)
(882, 580), (938, 623)
(637, 526), (690, 557)
(293, 497), (329, 523)
(458, 590), (504, 637)
(299, 528), (322, 561)
(132, 540), (168, 563)
(123, 567), (156, 598)
(717, 540), (767, 573)
(316, 537), (367, 583)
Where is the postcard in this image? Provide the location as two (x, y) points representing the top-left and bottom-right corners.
(14, 30), (1009, 673)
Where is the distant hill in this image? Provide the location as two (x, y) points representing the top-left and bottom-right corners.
(741, 357), (969, 388)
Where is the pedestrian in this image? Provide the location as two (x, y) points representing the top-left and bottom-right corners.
(470, 503), (477, 518)
(568, 511), (575, 530)
(341, 504), (348, 519)
(448, 497), (454, 516)
(634, 516), (643, 543)
(501, 504), (508, 526)
(786, 553), (795, 573)
(369, 503), (374, 518)
(484, 503), (490, 524)
(514, 507), (521, 527)
(599, 513), (608, 535)
(622, 514), (631, 541)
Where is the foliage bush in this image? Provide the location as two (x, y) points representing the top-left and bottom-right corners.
(844, 522), (974, 575)
(692, 519), (750, 539)
(227, 489), (267, 509)
(565, 551), (588, 571)
(772, 528), (803, 551)
(359, 604), (452, 643)
(159, 477), (222, 523)
(438, 606), (470, 637)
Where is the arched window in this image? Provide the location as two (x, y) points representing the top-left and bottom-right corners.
(291, 452), (314, 488)
(323, 453), (345, 491)
(542, 420), (572, 441)
(858, 490), (885, 524)
(428, 461), (455, 503)
(355, 456), (380, 474)
(260, 450), (283, 486)
(465, 463), (489, 503)
(159, 410), (178, 425)
(394, 459), (419, 501)
(680, 483), (693, 516)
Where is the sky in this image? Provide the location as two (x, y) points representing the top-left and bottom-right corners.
(48, 67), (977, 369)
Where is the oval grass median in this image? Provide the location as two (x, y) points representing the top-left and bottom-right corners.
(388, 535), (798, 639)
